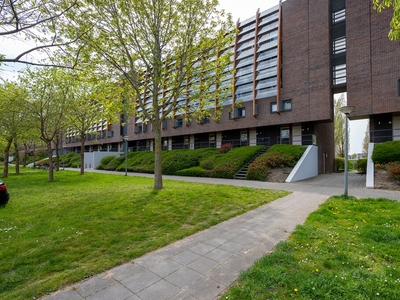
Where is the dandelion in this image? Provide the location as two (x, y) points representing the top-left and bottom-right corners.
(315, 269), (319, 273)
(294, 288), (298, 292)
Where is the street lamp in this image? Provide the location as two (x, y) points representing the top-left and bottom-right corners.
(123, 136), (129, 176)
(339, 105), (355, 198)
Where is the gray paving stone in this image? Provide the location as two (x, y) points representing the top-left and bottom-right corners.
(223, 254), (254, 272)
(44, 289), (83, 300)
(86, 283), (133, 300)
(207, 264), (240, 286)
(133, 253), (165, 268)
(205, 248), (234, 263)
(136, 279), (180, 300)
(203, 236), (228, 247)
(170, 250), (201, 265)
(218, 240), (245, 253)
(187, 256), (220, 274)
(164, 267), (202, 287)
(107, 263), (145, 282)
(186, 275), (226, 300)
(188, 242), (215, 256)
(231, 232), (257, 245)
(76, 273), (115, 297)
(148, 258), (182, 277)
(120, 269), (161, 293)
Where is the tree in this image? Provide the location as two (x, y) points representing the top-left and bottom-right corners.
(64, 72), (123, 175)
(0, 81), (29, 177)
(0, 0), (84, 67)
(334, 94), (347, 157)
(21, 68), (72, 182)
(373, 0), (400, 40)
(66, 0), (234, 189)
(362, 122), (370, 154)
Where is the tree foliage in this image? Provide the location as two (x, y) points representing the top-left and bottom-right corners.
(65, 0), (235, 189)
(0, 0), (84, 67)
(373, 0), (400, 40)
(64, 72), (124, 175)
(0, 81), (30, 177)
(362, 122), (370, 154)
(334, 94), (346, 157)
(20, 67), (73, 181)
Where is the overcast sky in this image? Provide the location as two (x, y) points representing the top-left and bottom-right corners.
(0, 0), (368, 153)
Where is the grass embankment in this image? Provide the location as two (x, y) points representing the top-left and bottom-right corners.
(223, 196), (400, 299)
(0, 168), (288, 299)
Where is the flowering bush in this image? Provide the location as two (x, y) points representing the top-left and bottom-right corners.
(219, 143), (232, 153)
(387, 162), (400, 180)
(246, 152), (296, 181)
(209, 164), (236, 178)
(246, 162), (270, 181)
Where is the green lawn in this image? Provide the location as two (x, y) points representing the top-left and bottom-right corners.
(0, 168), (289, 300)
(222, 196), (400, 299)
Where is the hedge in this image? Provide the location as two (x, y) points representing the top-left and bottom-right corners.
(372, 141), (400, 164)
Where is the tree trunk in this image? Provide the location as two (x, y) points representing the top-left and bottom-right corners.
(3, 138), (12, 178)
(54, 136), (60, 171)
(23, 143), (28, 167)
(80, 134), (85, 175)
(153, 124), (163, 190)
(47, 142), (54, 182)
(13, 138), (20, 174)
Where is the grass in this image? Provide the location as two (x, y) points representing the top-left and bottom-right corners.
(0, 168), (289, 300)
(222, 196), (400, 299)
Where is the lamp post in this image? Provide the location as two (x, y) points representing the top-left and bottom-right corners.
(123, 136), (128, 176)
(339, 105), (355, 198)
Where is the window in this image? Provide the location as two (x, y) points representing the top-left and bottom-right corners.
(229, 107), (246, 119)
(199, 117), (210, 124)
(174, 118), (183, 128)
(270, 99), (292, 113)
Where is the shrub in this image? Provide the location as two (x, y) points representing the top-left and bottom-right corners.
(246, 152), (295, 181)
(372, 141), (400, 164)
(356, 158), (367, 174)
(211, 146), (264, 178)
(387, 162), (400, 181)
(200, 158), (214, 170)
(175, 166), (209, 177)
(219, 143), (232, 153)
(335, 157), (345, 171)
(209, 164), (237, 178)
(104, 155), (125, 170)
(99, 155), (116, 168)
(267, 144), (306, 160)
(246, 162), (270, 181)
(162, 150), (202, 175)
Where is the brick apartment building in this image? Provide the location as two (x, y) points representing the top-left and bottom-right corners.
(64, 0), (400, 174)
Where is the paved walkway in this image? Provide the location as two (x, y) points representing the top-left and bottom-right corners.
(42, 171), (400, 300)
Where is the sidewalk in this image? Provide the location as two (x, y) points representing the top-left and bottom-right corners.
(42, 171), (400, 300)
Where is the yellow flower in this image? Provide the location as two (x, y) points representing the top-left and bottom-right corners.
(294, 288), (298, 292)
(315, 269), (319, 272)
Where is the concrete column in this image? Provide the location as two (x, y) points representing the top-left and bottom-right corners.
(292, 125), (302, 145)
(393, 116), (400, 140)
(216, 132), (222, 148)
(249, 129), (257, 146)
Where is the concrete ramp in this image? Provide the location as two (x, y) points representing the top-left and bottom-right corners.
(286, 145), (318, 183)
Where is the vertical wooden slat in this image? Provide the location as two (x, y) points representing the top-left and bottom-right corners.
(276, 0), (283, 114)
(253, 9), (261, 117)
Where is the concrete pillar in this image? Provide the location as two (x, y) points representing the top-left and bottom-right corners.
(292, 125), (302, 145)
(393, 116), (400, 140)
(249, 129), (257, 146)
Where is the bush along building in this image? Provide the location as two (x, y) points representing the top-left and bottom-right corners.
(63, 0), (400, 174)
